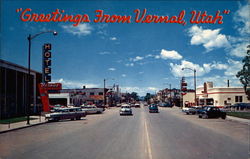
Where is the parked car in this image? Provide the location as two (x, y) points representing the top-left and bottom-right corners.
(231, 103), (250, 110)
(81, 105), (104, 114)
(192, 106), (203, 114)
(135, 103), (140, 108)
(116, 104), (122, 107)
(149, 104), (159, 113)
(120, 104), (133, 116)
(160, 102), (173, 108)
(198, 106), (226, 119)
(182, 107), (196, 115)
(45, 107), (86, 121)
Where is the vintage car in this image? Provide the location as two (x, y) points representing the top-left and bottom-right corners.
(182, 107), (196, 115)
(159, 102), (173, 108)
(81, 105), (104, 114)
(198, 106), (226, 119)
(120, 104), (133, 116)
(45, 107), (86, 121)
(149, 104), (159, 113)
(134, 103), (141, 108)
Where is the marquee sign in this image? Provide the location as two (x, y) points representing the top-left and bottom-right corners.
(43, 43), (52, 83)
(38, 83), (62, 112)
(39, 83), (62, 90)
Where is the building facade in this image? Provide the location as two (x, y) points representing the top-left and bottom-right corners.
(0, 59), (42, 119)
(196, 82), (249, 107)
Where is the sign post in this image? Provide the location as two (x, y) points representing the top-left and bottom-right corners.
(38, 83), (62, 112)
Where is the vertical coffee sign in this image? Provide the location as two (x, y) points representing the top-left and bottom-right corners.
(43, 43), (52, 83)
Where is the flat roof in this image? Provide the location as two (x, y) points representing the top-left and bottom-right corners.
(0, 59), (41, 74)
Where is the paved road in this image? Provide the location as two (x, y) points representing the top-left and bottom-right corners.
(0, 106), (248, 159)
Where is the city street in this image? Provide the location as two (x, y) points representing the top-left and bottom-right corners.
(0, 105), (248, 159)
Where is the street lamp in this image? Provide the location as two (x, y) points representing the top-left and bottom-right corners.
(164, 83), (172, 105)
(103, 78), (115, 107)
(27, 30), (57, 125)
(181, 67), (197, 106)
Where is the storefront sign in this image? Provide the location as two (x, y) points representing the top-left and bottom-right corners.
(43, 43), (52, 83)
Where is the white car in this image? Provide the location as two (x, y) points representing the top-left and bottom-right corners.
(81, 105), (104, 114)
(182, 107), (196, 115)
(45, 107), (86, 121)
(120, 104), (133, 116)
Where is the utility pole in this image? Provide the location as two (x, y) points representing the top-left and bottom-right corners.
(169, 84), (172, 106)
(194, 69), (197, 105)
(103, 79), (106, 106)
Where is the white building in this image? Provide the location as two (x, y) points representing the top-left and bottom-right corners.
(49, 93), (71, 106)
(182, 92), (195, 107)
(196, 82), (249, 107)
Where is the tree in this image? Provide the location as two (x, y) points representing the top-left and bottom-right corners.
(144, 93), (152, 102)
(236, 45), (250, 100)
(130, 92), (139, 101)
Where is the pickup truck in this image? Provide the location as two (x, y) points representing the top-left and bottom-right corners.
(81, 105), (104, 114)
(45, 107), (86, 121)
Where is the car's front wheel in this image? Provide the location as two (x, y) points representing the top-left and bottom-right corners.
(76, 117), (81, 120)
(202, 114), (208, 119)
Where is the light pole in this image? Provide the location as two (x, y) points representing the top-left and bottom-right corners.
(27, 30), (57, 125)
(103, 78), (114, 107)
(182, 67), (197, 106)
(164, 83), (172, 105)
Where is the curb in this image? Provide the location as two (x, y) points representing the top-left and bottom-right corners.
(0, 121), (47, 134)
(226, 115), (249, 125)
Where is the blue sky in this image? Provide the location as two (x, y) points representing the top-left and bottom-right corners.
(1, 0), (249, 95)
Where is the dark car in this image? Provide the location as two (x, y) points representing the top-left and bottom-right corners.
(231, 103), (250, 110)
(198, 106), (226, 119)
(149, 104), (159, 113)
(160, 102), (173, 108)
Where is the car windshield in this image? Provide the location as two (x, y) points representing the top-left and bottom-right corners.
(121, 106), (130, 108)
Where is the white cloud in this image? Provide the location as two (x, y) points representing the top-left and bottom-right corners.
(197, 75), (242, 89)
(230, 42), (248, 57)
(224, 59), (242, 76)
(125, 63), (134, 67)
(170, 60), (228, 77)
(170, 60), (206, 77)
(98, 51), (111, 55)
(108, 68), (116, 71)
(160, 49), (183, 60)
(229, 4), (250, 57)
(61, 24), (92, 36)
(202, 62), (228, 72)
(121, 74), (126, 77)
(234, 4), (250, 35)
(188, 25), (230, 51)
(147, 87), (158, 91)
(110, 37), (117, 40)
(130, 56), (144, 62)
(139, 71), (144, 74)
(121, 86), (159, 96)
(155, 55), (161, 59)
(146, 54), (153, 58)
(53, 78), (99, 88)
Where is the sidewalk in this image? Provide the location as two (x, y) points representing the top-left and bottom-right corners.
(0, 115), (47, 134)
(226, 115), (249, 125)
(172, 106), (249, 125)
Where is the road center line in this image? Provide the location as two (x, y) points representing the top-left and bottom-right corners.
(144, 120), (153, 159)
